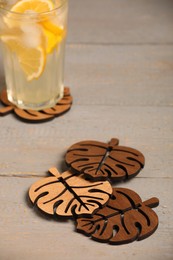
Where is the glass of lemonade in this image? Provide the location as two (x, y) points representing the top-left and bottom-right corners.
(0, 0), (68, 110)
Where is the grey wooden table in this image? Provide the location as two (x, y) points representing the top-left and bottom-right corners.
(0, 0), (173, 259)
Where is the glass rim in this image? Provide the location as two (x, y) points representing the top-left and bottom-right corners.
(0, 0), (68, 17)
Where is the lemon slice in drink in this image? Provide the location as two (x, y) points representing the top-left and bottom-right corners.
(4, 0), (65, 52)
(1, 35), (46, 81)
(3, 0), (54, 29)
(1, 0), (65, 79)
(41, 19), (65, 53)
(42, 26), (65, 53)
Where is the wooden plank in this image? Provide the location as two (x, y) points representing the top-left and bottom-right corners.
(0, 44), (173, 109)
(1, 45), (173, 107)
(0, 105), (172, 178)
(0, 45), (173, 109)
(68, 0), (173, 44)
(0, 176), (172, 260)
(65, 44), (173, 107)
(0, 43), (172, 178)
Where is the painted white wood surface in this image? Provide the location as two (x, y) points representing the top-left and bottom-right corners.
(68, 0), (173, 44)
(0, 0), (173, 259)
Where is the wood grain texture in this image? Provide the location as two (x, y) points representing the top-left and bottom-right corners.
(0, 105), (172, 179)
(29, 168), (112, 217)
(0, 177), (172, 260)
(65, 45), (173, 107)
(0, 0), (172, 259)
(68, 0), (173, 44)
(66, 138), (145, 181)
(76, 188), (159, 244)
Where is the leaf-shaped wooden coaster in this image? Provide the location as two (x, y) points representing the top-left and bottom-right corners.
(0, 87), (72, 122)
(29, 168), (112, 217)
(65, 138), (145, 181)
(76, 187), (159, 245)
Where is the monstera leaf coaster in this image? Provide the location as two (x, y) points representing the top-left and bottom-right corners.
(28, 138), (159, 245)
(76, 187), (159, 245)
(65, 138), (145, 181)
(29, 168), (112, 217)
(0, 87), (72, 122)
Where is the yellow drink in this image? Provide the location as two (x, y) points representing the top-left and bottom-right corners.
(0, 0), (68, 110)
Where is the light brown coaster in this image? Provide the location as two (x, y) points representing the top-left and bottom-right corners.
(65, 138), (145, 182)
(0, 87), (73, 122)
(76, 187), (159, 245)
(29, 168), (112, 217)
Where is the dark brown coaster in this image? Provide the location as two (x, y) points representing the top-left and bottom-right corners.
(76, 187), (159, 245)
(0, 87), (73, 122)
(65, 138), (145, 182)
(29, 168), (112, 217)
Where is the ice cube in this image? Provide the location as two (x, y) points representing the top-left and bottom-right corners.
(21, 23), (42, 48)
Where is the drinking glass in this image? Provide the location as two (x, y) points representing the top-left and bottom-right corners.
(0, 0), (68, 110)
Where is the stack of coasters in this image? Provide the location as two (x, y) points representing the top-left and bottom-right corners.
(28, 138), (159, 245)
(0, 87), (73, 122)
